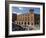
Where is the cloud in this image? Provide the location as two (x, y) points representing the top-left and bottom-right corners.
(19, 7), (23, 10)
(13, 12), (17, 14)
(13, 12), (22, 15)
(17, 13), (22, 15)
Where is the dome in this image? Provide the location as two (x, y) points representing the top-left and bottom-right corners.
(29, 8), (34, 13)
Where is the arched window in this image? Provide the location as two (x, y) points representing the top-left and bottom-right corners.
(19, 22), (20, 24)
(31, 17), (33, 21)
(28, 22), (30, 25)
(31, 23), (33, 25)
(28, 17), (29, 21)
(25, 22), (26, 25)
(22, 22), (23, 24)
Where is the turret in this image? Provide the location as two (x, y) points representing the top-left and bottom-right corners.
(29, 8), (34, 13)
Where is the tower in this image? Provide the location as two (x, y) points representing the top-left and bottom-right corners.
(29, 8), (35, 29)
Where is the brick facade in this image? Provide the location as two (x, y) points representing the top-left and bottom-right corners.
(15, 12), (35, 27)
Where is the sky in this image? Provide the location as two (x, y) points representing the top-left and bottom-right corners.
(12, 7), (40, 15)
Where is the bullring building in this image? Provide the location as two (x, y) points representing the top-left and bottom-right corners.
(14, 9), (35, 27)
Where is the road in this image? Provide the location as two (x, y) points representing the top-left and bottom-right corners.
(12, 22), (40, 31)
